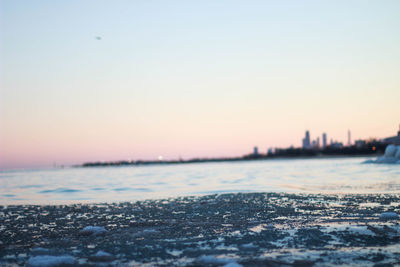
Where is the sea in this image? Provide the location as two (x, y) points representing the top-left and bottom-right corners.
(1, 157), (399, 205)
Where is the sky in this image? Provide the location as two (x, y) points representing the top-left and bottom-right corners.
(1, 0), (400, 169)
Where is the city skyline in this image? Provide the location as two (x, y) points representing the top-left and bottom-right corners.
(301, 129), (351, 150)
(1, 1), (400, 169)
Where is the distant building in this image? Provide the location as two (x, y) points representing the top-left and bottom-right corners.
(347, 130), (352, 146)
(382, 125), (400, 145)
(253, 146), (259, 156)
(355, 140), (366, 148)
(308, 137), (320, 149)
(322, 133), (327, 148)
(311, 140), (317, 148)
(302, 130), (311, 149)
(331, 141), (343, 149)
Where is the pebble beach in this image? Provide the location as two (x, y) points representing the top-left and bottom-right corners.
(1, 192), (399, 266)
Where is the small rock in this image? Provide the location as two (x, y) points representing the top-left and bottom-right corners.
(31, 247), (50, 255)
(292, 259), (315, 267)
(88, 250), (114, 262)
(79, 226), (107, 236)
(224, 262), (243, 267)
(143, 229), (159, 234)
(26, 255), (76, 267)
(197, 255), (236, 265)
(379, 212), (399, 220)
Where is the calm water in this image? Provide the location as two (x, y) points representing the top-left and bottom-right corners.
(1, 157), (399, 205)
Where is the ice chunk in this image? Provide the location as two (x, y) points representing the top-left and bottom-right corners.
(27, 255), (75, 267)
(88, 250), (114, 262)
(223, 262), (243, 267)
(143, 229), (159, 234)
(395, 147), (400, 159)
(367, 145), (400, 164)
(94, 251), (111, 257)
(30, 247), (50, 255)
(379, 212), (399, 220)
(375, 156), (385, 163)
(385, 145), (397, 157)
(381, 157), (398, 164)
(241, 243), (258, 248)
(79, 226), (107, 236)
(197, 255), (236, 265)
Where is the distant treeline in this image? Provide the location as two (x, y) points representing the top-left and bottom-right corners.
(81, 142), (386, 167)
(81, 157), (245, 167)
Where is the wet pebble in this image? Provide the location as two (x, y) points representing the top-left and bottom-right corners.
(31, 247), (50, 255)
(379, 212), (399, 220)
(197, 255), (238, 265)
(26, 255), (76, 267)
(79, 226), (107, 236)
(223, 262), (243, 267)
(88, 250), (114, 262)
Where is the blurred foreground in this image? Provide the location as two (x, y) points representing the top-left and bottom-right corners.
(1, 192), (399, 266)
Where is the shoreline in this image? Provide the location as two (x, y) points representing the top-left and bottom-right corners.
(0, 154), (379, 173)
(1, 192), (399, 266)
(79, 154), (380, 169)
(2, 189), (400, 207)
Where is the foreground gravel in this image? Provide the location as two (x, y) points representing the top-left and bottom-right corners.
(1, 192), (399, 266)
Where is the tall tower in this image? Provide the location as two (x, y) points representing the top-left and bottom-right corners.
(322, 133), (327, 148)
(347, 130), (351, 146)
(303, 130), (311, 149)
(253, 146), (258, 156)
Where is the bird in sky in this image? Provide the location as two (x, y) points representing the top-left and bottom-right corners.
(95, 36), (102, 40)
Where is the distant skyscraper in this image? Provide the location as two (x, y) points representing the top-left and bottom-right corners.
(302, 130), (311, 149)
(316, 137), (320, 148)
(347, 130), (351, 146)
(253, 146), (258, 156)
(322, 133), (327, 148)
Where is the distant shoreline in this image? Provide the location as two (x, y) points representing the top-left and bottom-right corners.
(80, 152), (381, 168)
